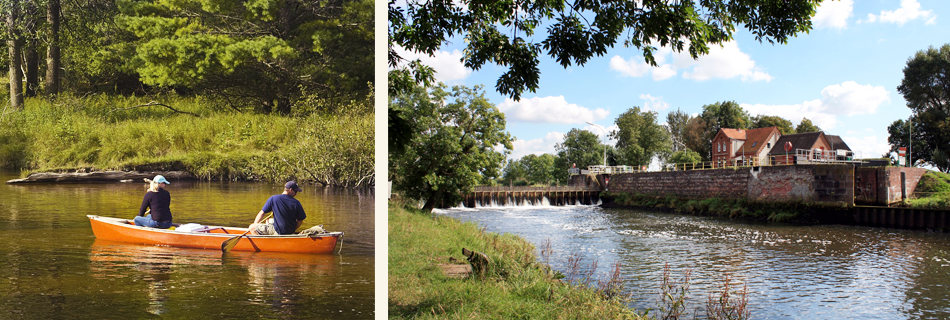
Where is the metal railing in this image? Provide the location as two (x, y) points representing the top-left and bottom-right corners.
(568, 149), (870, 174)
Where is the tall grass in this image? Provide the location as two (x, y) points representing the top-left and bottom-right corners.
(607, 192), (852, 223)
(388, 202), (645, 319)
(0, 93), (373, 187)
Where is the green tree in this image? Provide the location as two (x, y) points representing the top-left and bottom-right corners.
(683, 116), (710, 160)
(525, 153), (557, 186)
(667, 109), (691, 153)
(668, 149), (703, 168)
(889, 44), (950, 172)
(897, 44), (950, 115)
(554, 128), (604, 182)
(701, 101), (751, 131)
(500, 158), (528, 186)
(887, 112), (950, 172)
(390, 83), (513, 212)
(612, 106), (671, 166)
(752, 115), (794, 135)
(389, 0), (822, 99)
(690, 101), (750, 160)
(795, 118), (821, 133)
(117, 0), (373, 114)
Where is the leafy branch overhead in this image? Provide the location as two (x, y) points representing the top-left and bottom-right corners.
(389, 0), (822, 99)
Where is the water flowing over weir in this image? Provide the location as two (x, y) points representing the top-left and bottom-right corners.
(462, 186), (602, 208)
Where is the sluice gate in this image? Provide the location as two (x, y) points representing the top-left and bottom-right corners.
(853, 206), (950, 230)
(464, 186), (602, 207)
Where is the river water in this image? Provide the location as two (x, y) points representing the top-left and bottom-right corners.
(436, 204), (950, 319)
(0, 170), (374, 319)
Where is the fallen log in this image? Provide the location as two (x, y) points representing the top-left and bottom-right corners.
(5, 170), (195, 184)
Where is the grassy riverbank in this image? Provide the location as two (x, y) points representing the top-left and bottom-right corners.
(388, 203), (645, 319)
(604, 192), (852, 224)
(0, 94), (373, 187)
(909, 170), (950, 208)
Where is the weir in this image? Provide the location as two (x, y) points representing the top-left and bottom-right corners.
(462, 186), (602, 207)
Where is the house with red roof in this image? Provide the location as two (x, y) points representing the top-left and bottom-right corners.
(710, 126), (781, 168)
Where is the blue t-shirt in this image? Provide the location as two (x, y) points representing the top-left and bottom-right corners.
(261, 194), (306, 235)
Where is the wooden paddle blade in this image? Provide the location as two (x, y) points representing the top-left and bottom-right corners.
(220, 235), (243, 253)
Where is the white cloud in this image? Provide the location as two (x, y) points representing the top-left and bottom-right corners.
(609, 56), (652, 78)
(582, 124), (619, 145)
(392, 46), (471, 84)
(651, 64), (677, 81)
(610, 41), (770, 82)
(639, 94), (670, 111)
(741, 81), (889, 131)
(497, 96), (610, 124)
(864, 0), (936, 25)
(678, 41), (773, 82)
(743, 99), (839, 130)
(814, 0), (853, 29)
(819, 81), (889, 116)
(841, 134), (891, 159)
(509, 131), (564, 160)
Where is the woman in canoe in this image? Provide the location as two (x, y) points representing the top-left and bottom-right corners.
(134, 175), (173, 229)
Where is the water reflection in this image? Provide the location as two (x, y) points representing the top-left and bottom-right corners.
(1, 168), (373, 319)
(88, 238), (345, 317)
(438, 206), (950, 319)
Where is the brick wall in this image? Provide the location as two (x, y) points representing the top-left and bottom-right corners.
(854, 167), (927, 205)
(747, 165), (817, 202)
(603, 164), (855, 205)
(607, 168), (748, 199)
(884, 167), (927, 204)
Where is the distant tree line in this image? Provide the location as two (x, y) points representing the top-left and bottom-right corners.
(2, 0), (373, 114)
(501, 102), (824, 186)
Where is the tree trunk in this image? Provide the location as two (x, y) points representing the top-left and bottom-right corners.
(25, 41), (38, 97)
(22, 0), (37, 97)
(7, 0), (23, 110)
(45, 0), (60, 97)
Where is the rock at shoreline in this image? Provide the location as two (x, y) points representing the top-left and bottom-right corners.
(5, 171), (195, 184)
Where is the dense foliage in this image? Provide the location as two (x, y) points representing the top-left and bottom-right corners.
(612, 107), (670, 167)
(752, 115), (795, 135)
(389, 0), (822, 99)
(795, 118), (821, 133)
(501, 153), (560, 186)
(4, 0), (372, 113)
(389, 83), (513, 211)
(888, 44), (950, 172)
(554, 128), (606, 181)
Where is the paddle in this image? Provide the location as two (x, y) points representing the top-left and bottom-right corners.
(221, 212), (272, 254)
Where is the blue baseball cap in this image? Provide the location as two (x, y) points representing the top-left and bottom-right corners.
(154, 175), (171, 184)
(285, 181), (301, 192)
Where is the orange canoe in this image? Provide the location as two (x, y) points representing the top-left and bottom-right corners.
(87, 215), (343, 254)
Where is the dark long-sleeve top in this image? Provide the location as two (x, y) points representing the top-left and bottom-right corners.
(139, 189), (172, 222)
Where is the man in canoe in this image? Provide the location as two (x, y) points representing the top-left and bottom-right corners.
(249, 181), (306, 235)
(134, 175), (173, 229)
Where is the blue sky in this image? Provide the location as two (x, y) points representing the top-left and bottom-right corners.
(394, 0), (948, 166)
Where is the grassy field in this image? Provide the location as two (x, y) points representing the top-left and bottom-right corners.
(388, 203), (645, 319)
(0, 93), (373, 187)
(910, 170), (950, 208)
